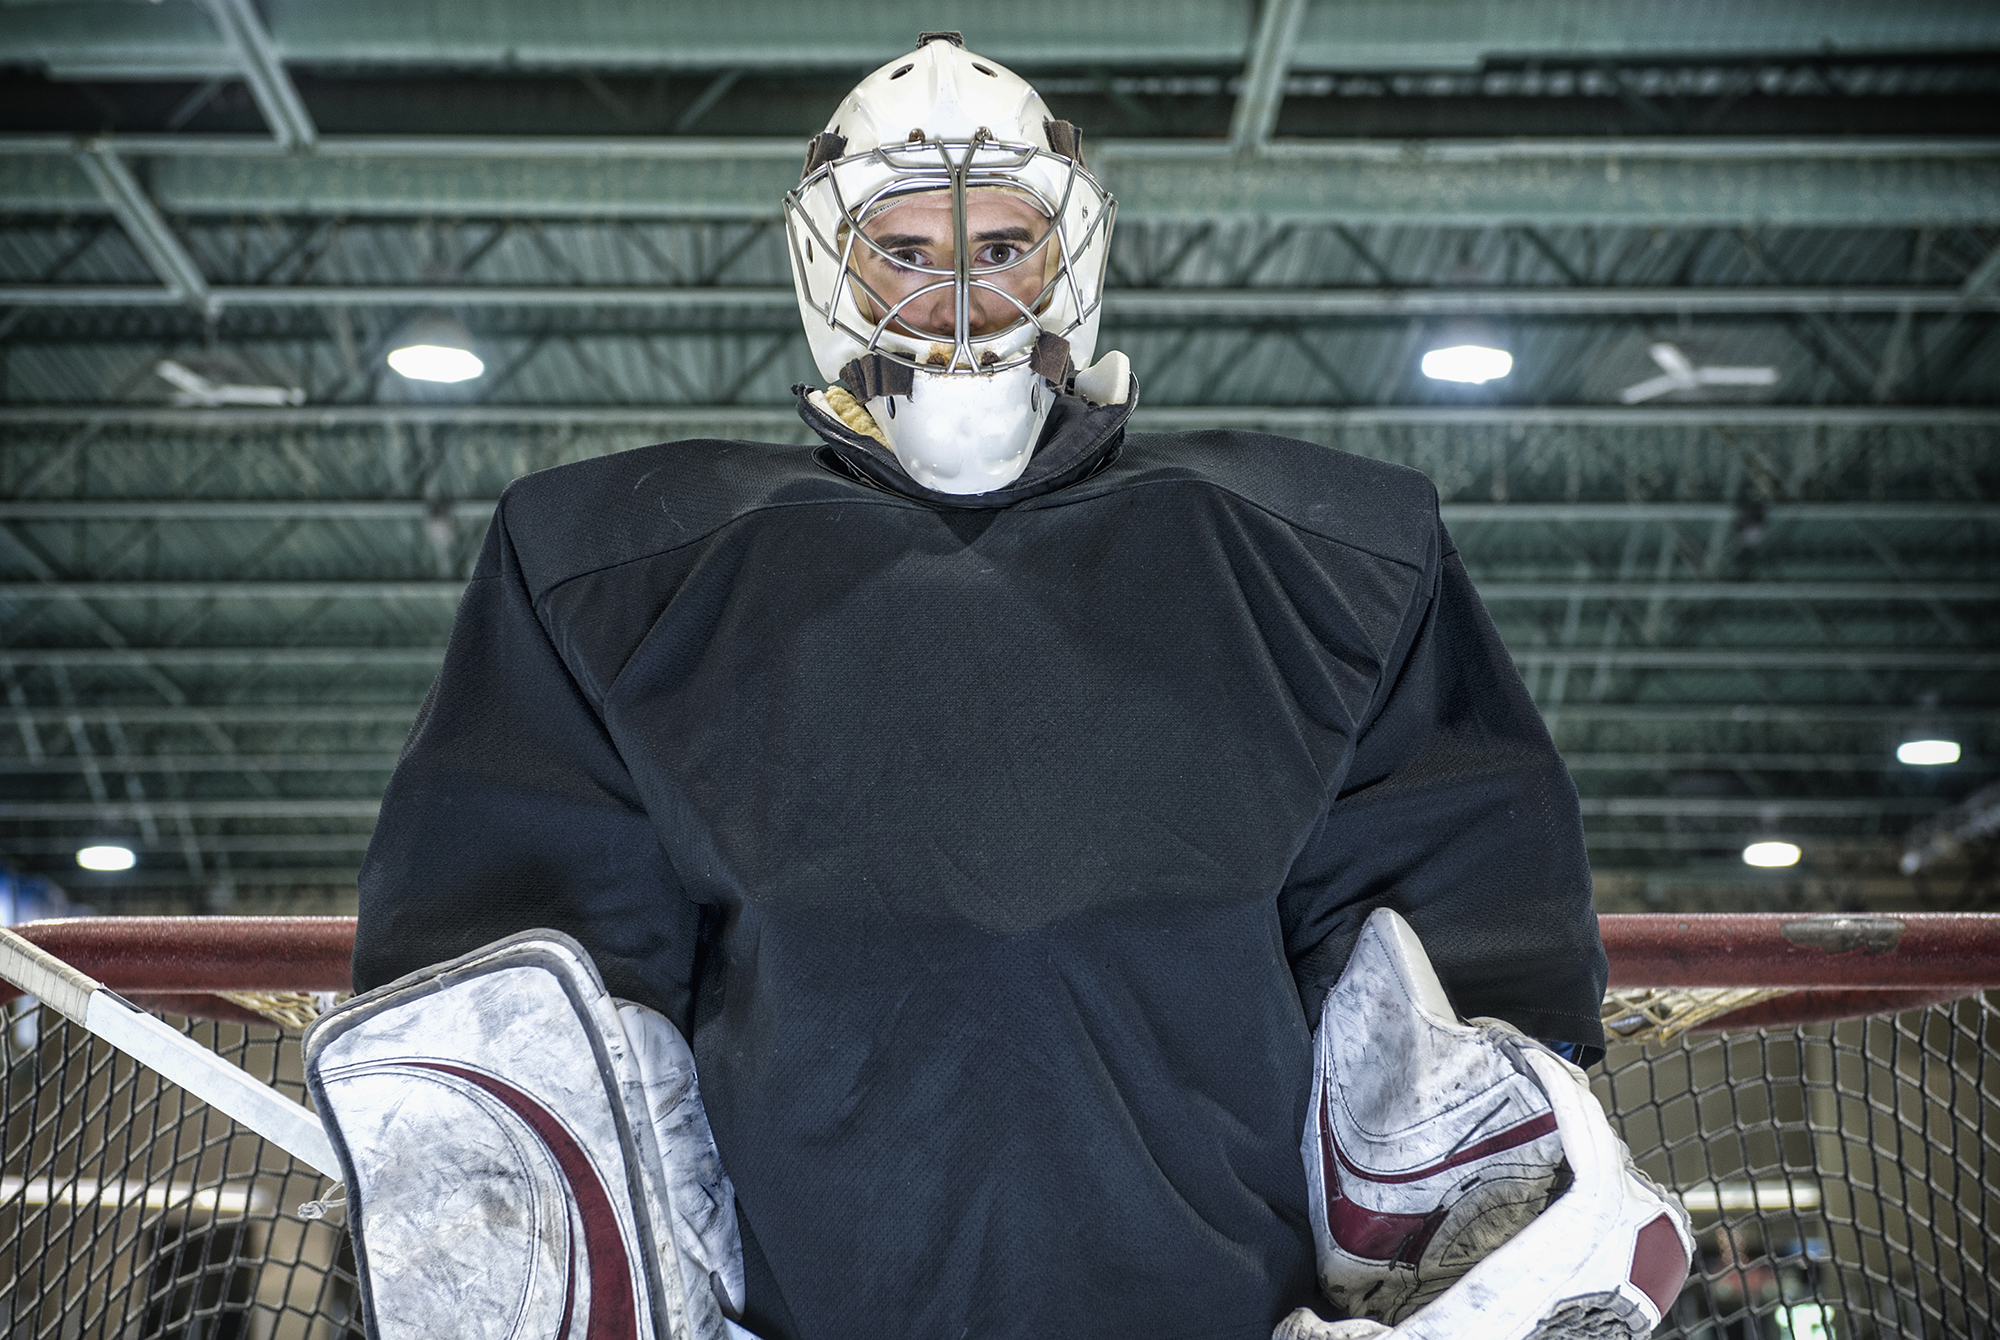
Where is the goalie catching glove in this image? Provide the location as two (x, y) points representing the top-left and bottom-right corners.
(304, 931), (754, 1340)
(1277, 909), (1694, 1340)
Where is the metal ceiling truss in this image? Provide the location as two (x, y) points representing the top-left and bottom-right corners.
(3, 136), (1996, 226)
(2, 13), (1997, 913)
(7, 1), (1999, 78)
(5, 212), (1992, 417)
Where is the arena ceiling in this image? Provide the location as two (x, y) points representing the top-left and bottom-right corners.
(0, 0), (1996, 916)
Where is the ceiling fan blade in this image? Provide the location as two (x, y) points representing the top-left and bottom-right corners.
(1648, 343), (1698, 385)
(1619, 373), (1681, 404)
(210, 383), (305, 407)
(1694, 366), (1779, 386)
(153, 359), (211, 395)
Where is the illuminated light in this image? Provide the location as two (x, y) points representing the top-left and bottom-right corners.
(1420, 343), (1513, 384)
(387, 343), (484, 383)
(1896, 739), (1961, 766)
(387, 312), (483, 383)
(1677, 1180), (1822, 1213)
(1742, 841), (1801, 869)
(75, 845), (135, 872)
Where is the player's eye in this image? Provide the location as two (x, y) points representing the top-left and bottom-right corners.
(978, 243), (1021, 267)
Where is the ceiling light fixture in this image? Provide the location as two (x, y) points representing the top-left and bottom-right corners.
(75, 845), (136, 872)
(1896, 739), (1961, 766)
(1421, 343), (1513, 384)
(1742, 840), (1801, 869)
(1420, 319), (1512, 385)
(387, 312), (484, 384)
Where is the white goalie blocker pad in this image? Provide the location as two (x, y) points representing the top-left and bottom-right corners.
(304, 931), (755, 1340)
(1278, 909), (1694, 1340)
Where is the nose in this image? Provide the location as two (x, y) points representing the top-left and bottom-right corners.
(896, 287), (1016, 339)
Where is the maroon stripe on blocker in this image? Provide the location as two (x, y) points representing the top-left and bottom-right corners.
(1318, 1085), (1448, 1264)
(1628, 1214), (1691, 1313)
(415, 1062), (639, 1340)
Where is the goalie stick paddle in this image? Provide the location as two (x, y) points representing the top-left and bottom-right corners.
(0, 925), (341, 1179)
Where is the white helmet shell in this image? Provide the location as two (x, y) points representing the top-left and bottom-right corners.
(784, 33), (1117, 494)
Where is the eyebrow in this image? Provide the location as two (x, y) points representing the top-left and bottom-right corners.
(866, 225), (1042, 252)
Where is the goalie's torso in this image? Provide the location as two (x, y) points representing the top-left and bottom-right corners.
(357, 414), (1598, 1340)
(526, 431), (1428, 1337)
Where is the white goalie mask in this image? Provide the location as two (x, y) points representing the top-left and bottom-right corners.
(785, 33), (1117, 494)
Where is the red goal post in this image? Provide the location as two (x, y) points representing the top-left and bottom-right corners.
(2, 912), (1996, 1338)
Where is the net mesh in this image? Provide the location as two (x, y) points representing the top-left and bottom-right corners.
(1, 992), (1994, 1338)
(1604, 994), (1998, 1340)
(1, 1004), (359, 1339)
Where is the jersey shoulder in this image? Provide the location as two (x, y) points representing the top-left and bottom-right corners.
(1105, 429), (1441, 571)
(487, 436), (867, 598)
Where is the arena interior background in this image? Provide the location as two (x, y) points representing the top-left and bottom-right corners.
(0, 3), (1996, 1333)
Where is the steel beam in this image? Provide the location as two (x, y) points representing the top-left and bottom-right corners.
(0, 582), (467, 600)
(4, 137), (1995, 226)
(70, 147), (211, 313)
(1229, 0), (1308, 150)
(1565, 753), (1995, 772)
(1536, 704), (2000, 723)
(8, 2), (1999, 75)
(202, 0), (316, 150)
(1511, 649), (1998, 671)
(3, 836), (371, 855)
(0, 796), (1944, 822)
(2, 703), (1991, 729)
(7, 751), (1986, 777)
(5, 404), (1998, 430)
(6, 501), (1994, 525)
(6, 282), (1996, 317)
(55, 868), (363, 890)
(2, 580), (1991, 603)
(0, 753), (399, 774)
(0, 648), (446, 667)
(1480, 582), (1999, 602)
(2, 646), (1989, 671)
(3, 706), (421, 725)
(0, 500), (500, 522)
(0, 799), (380, 819)
(1577, 797), (1942, 818)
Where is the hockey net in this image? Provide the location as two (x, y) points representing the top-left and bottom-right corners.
(1, 915), (1995, 1339)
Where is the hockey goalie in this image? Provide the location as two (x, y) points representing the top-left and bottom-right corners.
(334, 33), (1693, 1340)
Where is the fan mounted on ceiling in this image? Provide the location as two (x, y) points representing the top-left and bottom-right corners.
(1619, 343), (1776, 404)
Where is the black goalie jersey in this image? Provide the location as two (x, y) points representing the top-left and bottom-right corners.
(354, 390), (1607, 1340)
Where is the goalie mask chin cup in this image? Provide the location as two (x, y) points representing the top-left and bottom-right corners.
(784, 34), (1116, 494)
(1293, 908), (1694, 1340)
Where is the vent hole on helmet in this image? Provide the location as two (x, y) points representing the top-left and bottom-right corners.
(805, 238), (813, 262)
(972, 63), (996, 76)
(889, 64), (914, 80)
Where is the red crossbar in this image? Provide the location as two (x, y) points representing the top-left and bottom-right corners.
(1599, 912), (2000, 989)
(4, 913), (1997, 1028)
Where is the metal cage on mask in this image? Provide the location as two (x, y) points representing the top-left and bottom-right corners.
(784, 130), (1116, 385)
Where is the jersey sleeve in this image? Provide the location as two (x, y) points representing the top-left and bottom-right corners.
(353, 494), (704, 1029)
(1277, 521), (1607, 1060)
